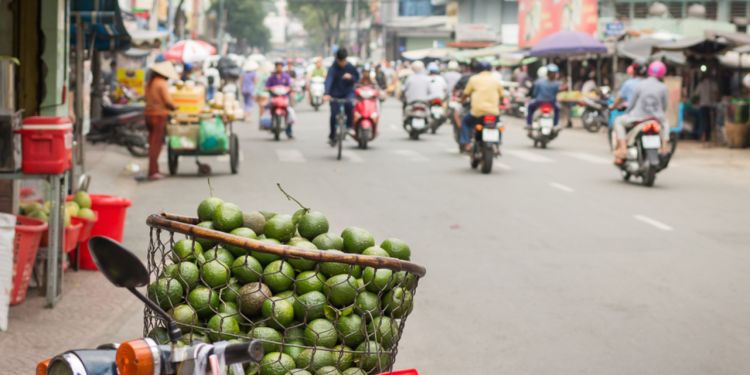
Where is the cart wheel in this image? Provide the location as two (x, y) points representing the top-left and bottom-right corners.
(230, 133), (239, 174)
(168, 146), (178, 175)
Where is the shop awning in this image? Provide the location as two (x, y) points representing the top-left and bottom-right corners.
(654, 30), (750, 58)
(401, 47), (457, 61)
(128, 29), (168, 49)
(70, 0), (131, 51)
(453, 44), (519, 60)
(529, 31), (607, 57)
(617, 37), (686, 65)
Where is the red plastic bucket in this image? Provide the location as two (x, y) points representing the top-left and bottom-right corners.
(12, 216), (48, 305)
(78, 195), (132, 270)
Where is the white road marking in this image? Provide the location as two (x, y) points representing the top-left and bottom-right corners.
(504, 150), (554, 163)
(634, 214), (674, 231)
(392, 149), (430, 162)
(276, 149), (307, 163)
(549, 182), (574, 193)
(341, 150), (364, 163)
(564, 151), (610, 164)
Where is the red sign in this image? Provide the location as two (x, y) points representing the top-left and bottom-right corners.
(518, 0), (599, 48)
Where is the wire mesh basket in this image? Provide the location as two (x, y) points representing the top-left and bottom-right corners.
(144, 213), (427, 374)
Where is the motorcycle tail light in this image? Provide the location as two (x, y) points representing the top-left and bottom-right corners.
(116, 338), (160, 375)
(483, 115), (496, 123)
(643, 121), (661, 134)
(36, 358), (50, 375)
(541, 104), (553, 114)
(475, 124), (484, 132)
(431, 98), (442, 105)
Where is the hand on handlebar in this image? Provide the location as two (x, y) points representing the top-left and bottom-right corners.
(323, 95), (331, 103)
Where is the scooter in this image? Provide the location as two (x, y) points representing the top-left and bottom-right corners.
(506, 88), (528, 119)
(428, 98), (447, 134)
(293, 77), (306, 105)
(268, 85), (290, 141)
(87, 104), (149, 157)
(611, 118), (676, 187)
(309, 76), (325, 111)
(580, 96), (610, 133)
(528, 102), (560, 149)
(353, 85), (380, 149)
(403, 101), (429, 140)
(470, 115), (503, 174)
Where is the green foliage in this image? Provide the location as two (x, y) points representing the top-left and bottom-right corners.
(211, 0), (270, 51)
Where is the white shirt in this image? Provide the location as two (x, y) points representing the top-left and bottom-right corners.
(428, 75), (448, 100)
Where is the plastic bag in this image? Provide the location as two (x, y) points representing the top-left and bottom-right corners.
(199, 117), (228, 152)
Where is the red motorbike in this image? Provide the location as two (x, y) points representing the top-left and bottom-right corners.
(269, 85), (290, 141)
(353, 85), (380, 149)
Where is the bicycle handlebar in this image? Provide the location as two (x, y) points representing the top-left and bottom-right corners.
(219, 340), (264, 365)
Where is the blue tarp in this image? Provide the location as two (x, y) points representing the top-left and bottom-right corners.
(70, 0), (131, 51)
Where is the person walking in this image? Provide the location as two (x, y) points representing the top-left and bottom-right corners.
(240, 60), (258, 122)
(144, 61), (178, 181)
(694, 73), (719, 145)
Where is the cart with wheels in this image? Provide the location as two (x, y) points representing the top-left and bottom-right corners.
(166, 114), (239, 175)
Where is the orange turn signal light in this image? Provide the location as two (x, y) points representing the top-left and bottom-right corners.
(643, 121), (661, 133)
(475, 124), (484, 132)
(116, 338), (158, 375)
(36, 358), (50, 375)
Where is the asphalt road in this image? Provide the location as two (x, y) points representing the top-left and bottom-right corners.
(6, 99), (750, 373)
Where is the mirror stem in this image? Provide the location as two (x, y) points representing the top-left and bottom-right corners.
(127, 287), (182, 343)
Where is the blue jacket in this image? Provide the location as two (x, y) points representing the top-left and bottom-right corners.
(325, 62), (360, 99)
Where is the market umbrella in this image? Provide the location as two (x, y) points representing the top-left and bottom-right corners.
(618, 37), (686, 65)
(401, 47), (456, 61)
(164, 40), (217, 64)
(528, 31), (607, 57)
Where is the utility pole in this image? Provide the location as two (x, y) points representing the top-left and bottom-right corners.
(345, 0), (352, 51)
(353, 0), (359, 57)
(217, 0), (225, 54)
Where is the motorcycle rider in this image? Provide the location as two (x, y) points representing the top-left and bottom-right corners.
(459, 61), (505, 152)
(353, 66), (380, 135)
(401, 60), (431, 113)
(612, 61), (670, 164)
(610, 63), (644, 110)
(428, 62), (448, 101)
(324, 48), (360, 146)
(443, 60), (462, 94)
(526, 64), (562, 130)
(266, 60), (295, 139)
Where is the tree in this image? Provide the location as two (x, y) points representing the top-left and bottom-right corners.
(287, 0), (347, 55)
(211, 0), (271, 52)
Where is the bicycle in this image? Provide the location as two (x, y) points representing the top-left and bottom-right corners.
(331, 98), (352, 160)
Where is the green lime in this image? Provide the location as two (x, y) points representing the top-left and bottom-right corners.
(207, 313), (241, 341)
(293, 291), (326, 322)
(220, 278), (241, 304)
(298, 211), (329, 241)
(171, 261), (200, 290)
(172, 239), (203, 262)
(201, 259), (230, 288)
(195, 221), (218, 249)
(287, 241), (318, 271)
(214, 202), (244, 232)
(382, 287), (413, 319)
(292, 208), (306, 225)
(285, 370), (312, 375)
(260, 211), (277, 220)
(231, 255), (263, 283)
(325, 274), (358, 307)
(253, 238), (282, 266)
(73, 191), (91, 209)
(225, 227), (257, 256)
(336, 314), (365, 348)
(354, 292), (380, 319)
(319, 250), (361, 278)
(315, 366), (341, 375)
(262, 297), (295, 329)
(27, 209), (48, 222)
(203, 247), (236, 267)
(147, 327), (170, 345)
(392, 271), (418, 290)
(264, 214), (296, 243)
(287, 237), (308, 246)
(341, 227), (374, 254)
(341, 368), (366, 375)
(366, 317), (398, 349)
(331, 345), (353, 370)
(243, 210), (267, 235)
(275, 290), (296, 304)
(284, 326), (306, 341)
(263, 260), (296, 293)
(148, 277), (183, 310)
(312, 233), (344, 251)
(282, 339), (306, 363)
(304, 319), (337, 348)
(259, 352), (296, 375)
(380, 238), (410, 260)
(295, 348), (335, 371)
(361, 246), (389, 257)
(249, 326), (283, 353)
(198, 197), (224, 222)
(294, 271), (327, 295)
(354, 341), (388, 372)
(238, 282), (272, 317)
(170, 304), (199, 331)
(187, 286), (220, 319)
(178, 331), (210, 345)
(362, 267), (394, 293)
(219, 301), (239, 315)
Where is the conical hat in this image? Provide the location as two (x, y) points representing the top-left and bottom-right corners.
(151, 61), (178, 80)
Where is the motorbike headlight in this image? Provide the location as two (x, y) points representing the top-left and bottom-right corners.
(47, 350), (118, 375)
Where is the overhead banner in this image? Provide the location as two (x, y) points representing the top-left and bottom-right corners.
(518, 0), (598, 48)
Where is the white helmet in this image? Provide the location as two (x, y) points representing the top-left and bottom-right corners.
(411, 60), (425, 73)
(743, 73), (750, 89)
(537, 66), (548, 78)
(447, 60), (459, 71)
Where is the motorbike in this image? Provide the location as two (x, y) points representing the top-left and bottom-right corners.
(580, 96), (610, 133)
(309, 76), (325, 111)
(428, 98), (447, 134)
(293, 77), (306, 105)
(611, 118), (676, 187)
(87, 104), (149, 157)
(527, 102), (560, 149)
(353, 85), (380, 149)
(506, 88), (528, 119)
(447, 95), (463, 151)
(470, 114), (503, 174)
(403, 101), (429, 140)
(268, 85), (291, 141)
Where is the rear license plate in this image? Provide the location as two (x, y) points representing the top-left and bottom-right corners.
(541, 127), (551, 135)
(482, 128), (500, 143)
(541, 118), (553, 128)
(642, 135), (661, 149)
(431, 107), (444, 117)
(412, 118), (425, 129)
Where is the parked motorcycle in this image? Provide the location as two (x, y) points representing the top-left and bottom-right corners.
(527, 102), (560, 149)
(470, 115), (503, 174)
(580, 96), (610, 133)
(309, 76), (325, 111)
(268, 85), (290, 141)
(611, 119), (676, 187)
(403, 101), (429, 140)
(353, 85), (380, 149)
(428, 98), (447, 134)
(87, 104), (149, 157)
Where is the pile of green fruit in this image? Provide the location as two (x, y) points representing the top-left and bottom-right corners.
(20, 191), (96, 226)
(147, 196), (419, 375)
